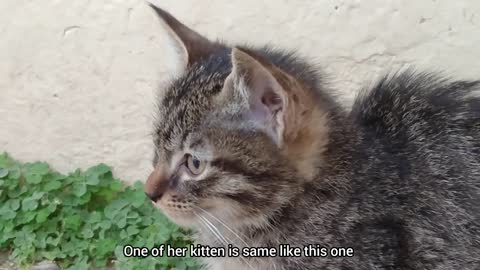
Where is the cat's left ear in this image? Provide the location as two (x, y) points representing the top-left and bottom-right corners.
(225, 48), (289, 146)
(149, 4), (223, 67)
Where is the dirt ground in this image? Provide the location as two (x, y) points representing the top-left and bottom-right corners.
(0, 252), (17, 270)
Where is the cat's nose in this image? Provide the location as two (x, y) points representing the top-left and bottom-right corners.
(144, 165), (170, 202)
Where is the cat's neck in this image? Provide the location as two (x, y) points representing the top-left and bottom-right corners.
(270, 113), (356, 235)
(280, 105), (329, 180)
(281, 98), (355, 183)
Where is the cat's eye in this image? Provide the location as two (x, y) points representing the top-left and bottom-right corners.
(186, 154), (206, 175)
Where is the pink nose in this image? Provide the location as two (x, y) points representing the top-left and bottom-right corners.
(144, 166), (170, 202)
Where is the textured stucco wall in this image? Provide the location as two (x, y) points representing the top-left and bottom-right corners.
(1, 0), (479, 183)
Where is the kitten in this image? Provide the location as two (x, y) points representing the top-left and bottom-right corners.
(144, 4), (480, 270)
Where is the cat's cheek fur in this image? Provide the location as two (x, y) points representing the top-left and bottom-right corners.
(204, 197), (272, 227)
(153, 205), (195, 228)
(188, 181), (264, 224)
(152, 192), (197, 227)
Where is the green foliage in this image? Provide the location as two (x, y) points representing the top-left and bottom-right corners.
(0, 153), (201, 270)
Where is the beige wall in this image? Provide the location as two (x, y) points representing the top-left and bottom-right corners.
(1, 0), (479, 183)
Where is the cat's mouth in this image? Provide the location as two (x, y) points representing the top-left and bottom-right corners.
(151, 194), (236, 230)
(151, 193), (197, 227)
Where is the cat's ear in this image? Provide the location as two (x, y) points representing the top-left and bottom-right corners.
(149, 4), (222, 67)
(226, 48), (288, 146)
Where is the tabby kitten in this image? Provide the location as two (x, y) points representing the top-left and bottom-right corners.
(144, 4), (480, 270)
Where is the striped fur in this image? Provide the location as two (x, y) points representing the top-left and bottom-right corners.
(146, 5), (480, 270)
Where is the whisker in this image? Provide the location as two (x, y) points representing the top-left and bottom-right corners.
(198, 214), (230, 245)
(193, 205), (250, 248)
(193, 211), (256, 270)
(193, 212), (228, 246)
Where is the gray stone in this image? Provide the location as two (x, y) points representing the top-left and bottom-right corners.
(31, 261), (59, 270)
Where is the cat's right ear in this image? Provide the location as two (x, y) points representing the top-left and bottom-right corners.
(149, 4), (223, 68)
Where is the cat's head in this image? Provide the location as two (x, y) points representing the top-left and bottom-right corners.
(145, 5), (331, 229)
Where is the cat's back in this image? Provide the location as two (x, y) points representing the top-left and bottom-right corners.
(342, 71), (480, 268)
(351, 71), (480, 174)
(352, 71), (479, 132)
(349, 70), (480, 214)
